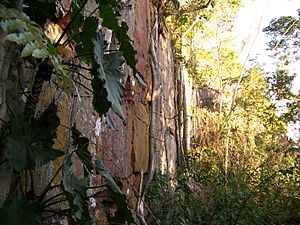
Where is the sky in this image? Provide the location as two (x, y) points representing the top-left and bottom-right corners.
(234, 0), (299, 140)
(235, 0), (299, 70)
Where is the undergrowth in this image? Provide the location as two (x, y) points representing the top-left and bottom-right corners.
(146, 151), (300, 225)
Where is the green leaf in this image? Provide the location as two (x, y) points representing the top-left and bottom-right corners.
(98, 3), (119, 29)
(3, 102), (64, 171)
(91, 70), (111, 117)
(3, 32), (35, 44)
(96, 159), (122, 193)
(0, 19), (28, 32)
(110, 191), (135, 224)
(171, 0), (180, 9)
(0, 193), (43, 225)
(71, 127), (93, 173)
(95, 0), (137, 73)
(103, 52), (126, 120)
(0, 6), (34, 23)
(106, 111), (118, 130)
(62, 158), (91, 224)
(71, 129), (133, 223)
(117, 21), (137, 73)
(75, 16), (98, 63)
(71, 127), (122, 193)
(285, 145), (300, 154)
(93, 33), (126, 122)
(32, 48), (49, 58)
(280, 167), (295, 175)
(21, 41), (37, 57)
(70, 0), (85, 41)
(0, 5), (68, 89)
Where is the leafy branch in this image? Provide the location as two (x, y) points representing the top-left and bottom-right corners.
(0, 5), (72, 87)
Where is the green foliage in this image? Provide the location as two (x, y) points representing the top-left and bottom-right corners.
(72, 127), (121, 193)
(101, 51), (126, 122)
(0, 5), (65, 76)
(71, 0), (138, 73)
(71, 127), (94, 173)
(147, 152), (300, 225)
(263, 12), (299, 134)
(0, 119), (134, 224)
(263, 15), (300, 52)
(75, 16), (98, 63)
(267, 70), (296, 100)
(171, 0), (180, 10)
(96, 0), (137, 74)
(95, 159), (122, 194)
(0, 194), (43, 225)
(70, 2), (126, 128)
(69, 0), (137, 126)
(93, 33), (126, 123)
(162, 1), (299, 224)
(109, 191), (135, 224)
(2, 102), (64, 171)
(91, 72), (112, 117)
(62, 158), (91, 224)
(0, 1), (136, 224)
(281, 96), (300, 123)
(0, 4), (78, 96)
(72, 128), (134, 223)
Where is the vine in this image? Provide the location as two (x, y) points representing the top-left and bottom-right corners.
(0, 0), (138, 224)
